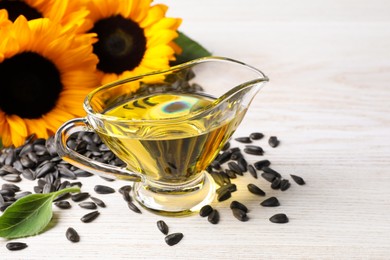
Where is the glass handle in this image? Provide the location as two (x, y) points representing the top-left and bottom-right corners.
(54, 118), (142, 182)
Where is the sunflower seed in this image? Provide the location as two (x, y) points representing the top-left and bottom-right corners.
(0, 165), (20, 175)
(290, 174), (305, 185)
(199, 205), (213, 217)
(81, 210), (100, 223)
(36, 162), (56, 178)
(235, 137), (252, 143)
(33, 186), (43, 193)
(237, 157), (247, 172)
(74, 170), (93, 178)
(248, 165), (257, 179)
(210, 160), (221, 170)
(227, 161), (243, 176)
(122, 191), (132, 202)
(6, 242), (28, 251)
(261, 172), (276, 183)
(90, 196), (106, 208)
(157, 220), (169, 235)
(128, 202), (142, 214)
(262, 166), (281, 178)
(230, 201), (248, 213)
(118, 185), (132, 194)
(54, 200), (72, 209)
(253, 160), (271, 170)
(269, 213), (289, 224)
(280, 179), (291, 191)
(232, 208), (249, 222)
(0, 201), (13, 211)
(268, 136), (279, 148)
(271, 178), (281, 190)
(216, 183), (237, 194)
(230, 150), (243, 160)
(260, 197), (280, 207)
(13, 160), (24, 172)
(210, 171), (226, 186)
(94, 185), (115, 194)
(225, 169), (237, 179)
(217, 189), (231, 202)
(221, 142), (230, 151)
(0, 194), (4, 206)
(244, 145), (264, 155)
(21, 168), (35, 180)
(5, 150), (16, 165)
(71, 192), (90, 202)
(14, 191), (32, 200)
(2, 173), (21, 182)
(66, 227), (80, 242)
(19, 143), (34, 156)
(43, 183), (55, 194)
(208, 209), (219, 224)
(2, 183), (20, 192)
(165, 233), (184, 246)
(0, 189), (15, 196)
(249, 132), (264, 140)
(79, 201), (97, 210)
(215, 150), (232, 164)
(247, 183), (266, 196)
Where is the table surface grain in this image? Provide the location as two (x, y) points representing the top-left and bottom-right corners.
(1, 0), (390, 259)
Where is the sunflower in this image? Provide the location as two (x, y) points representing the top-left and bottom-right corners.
(0, 16), (99, 147)
(83, 0), (182, 85)
(0, 0), (91, 32)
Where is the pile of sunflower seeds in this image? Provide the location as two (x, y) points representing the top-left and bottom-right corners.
(0, 131), (305, 251)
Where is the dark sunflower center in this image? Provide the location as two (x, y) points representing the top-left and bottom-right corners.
(0, 52), (62, 119)
(89, 15), (147, 74)
(0, 0), (43, 21)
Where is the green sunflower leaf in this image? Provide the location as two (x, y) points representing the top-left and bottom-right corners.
(173, 31), (212, 65)
(0, 186), (80, 239)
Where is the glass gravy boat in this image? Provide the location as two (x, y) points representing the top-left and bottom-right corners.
(55, 56), (268, 216)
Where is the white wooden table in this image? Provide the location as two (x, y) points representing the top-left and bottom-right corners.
(1, 0), (390, 259)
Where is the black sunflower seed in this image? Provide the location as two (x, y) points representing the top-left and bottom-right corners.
(199, 205), (213, 217)
(0, 189), (15, 197)
(208, 209), (219, 224)
(90, 196), (106, 208)
(66, 227), (80, 242)
(216, 183), (237, 194)
(253, 160), (271, 170)
(249, 132), (264, 140)
(21, 168), (35, 180)
(43, 183), (55, 194)
(268, 136), (280, 148)
(237, 157), (247, 172)
(262, 166), (281, 178)
(2, 183), (20, 192)
(217, 189), (231, 202)
(36, 162), (56, 178)
(15, 191), (32, 200)
(227, 161), (243, 176)
(79, 201), (97, 209)
(210, 171), (226, 186)
(230, 200), (248, 213)
(122, 191), (132, 202)
(94, 185), (115, 194)
(157, 220), (169, 235)
(118, 185), (132, 194)
(1, 201), (13, 211)
(20, 156), (35, 168)
(165, 233), (184, 246)
(6, 242), (28, 251)
(230, 150), (243, 160)
(290, 174), (305, 185)
(269, 213), (289, 224)
(260, 197), (280, 207)
(215, 150), (232, 164)
(235, 137), (252, 143)
(232, 208), (249, 222)
(271, 178), (281, 190)
(210, 160), (221, 170)
(247, 183), (266, 196)
(58, 166), (76, 180)
(71, 192), (90, 202)
(221, 142), (230, 151)
(54, 200), (72, 209)
(261, 172), (276, 183)
(225, 169), (237, 179)
(0, 194), (4, 207)
(2, 173), (21, 182)
(280, 179), (291, 191)
(81, 210), (100, 223)
(248, 165), (257, 179)
(244, 145), (264, 155)
(128, 202), (141, 214)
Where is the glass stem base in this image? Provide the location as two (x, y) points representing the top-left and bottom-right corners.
(133, 171), (216, 216)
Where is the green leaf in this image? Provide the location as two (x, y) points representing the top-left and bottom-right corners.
(173, 31), (212, 65)
(0, 187), (80, 239)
